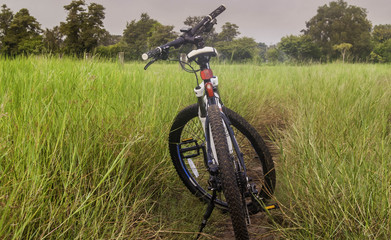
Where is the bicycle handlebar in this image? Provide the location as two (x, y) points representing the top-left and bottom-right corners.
(142, 5), (226, 61)
(142, 37), (185, 61)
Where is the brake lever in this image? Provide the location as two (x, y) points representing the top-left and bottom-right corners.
(144, 59), (156, 70)
(144, 48), (171, 70)
(161, 50), (169, 60)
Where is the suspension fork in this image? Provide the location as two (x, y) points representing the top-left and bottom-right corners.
(201, 79), (223, 166)
(200, 76), (245, 175)
(199, 76), (249, 190)
(219, 113), (248, 175)
(196, 58), (245, 182)
(194, 61), (220, 165)
(201, 79), (247, 184)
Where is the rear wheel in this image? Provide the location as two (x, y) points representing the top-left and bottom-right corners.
(169, 104), (275, 213)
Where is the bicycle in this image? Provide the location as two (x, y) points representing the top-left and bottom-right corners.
(142, 5), (277, 239)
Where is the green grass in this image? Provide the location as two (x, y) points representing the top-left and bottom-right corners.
(0, 56), (390, 239)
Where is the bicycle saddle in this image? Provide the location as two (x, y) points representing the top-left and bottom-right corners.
(187, 47), (218, 61)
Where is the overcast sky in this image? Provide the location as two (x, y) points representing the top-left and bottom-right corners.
(2, 0), (391, 45)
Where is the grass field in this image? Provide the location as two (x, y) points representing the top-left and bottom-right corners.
(0, 56), (390, 239)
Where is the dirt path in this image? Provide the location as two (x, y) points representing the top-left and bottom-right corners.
(215, 212), (278, 240)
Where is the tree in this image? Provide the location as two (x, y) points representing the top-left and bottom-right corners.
(147, 24), (177, 49)
(43, 26), (63, 53)
(60, 0), (86, 55)
(215, 37), (258, 61)
(370, 24), (391, 63)
(303, 0), (372, 61)
(60, 0), (106, 55)
(1, 8), (43, 55)
(183, 16), (203, 28)
(217, 22), (240, 42)
(265, 46), (285, 63)
(213, 21), (254, 61)
(81, 3), (106, 52)
(370, 39), (391, 63)
(123, 13), (157, 59)
(123, 13), (176, 60)
(99, 33), (121, 46)
(333, 43), (352, 63)
(279, 35), (321, 61)
(258, 42), (268, 62)
(0, 4), (13, 46)
(372, 24), (391, 44)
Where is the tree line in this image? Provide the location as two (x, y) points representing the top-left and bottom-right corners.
(278, 0), (391, 63)
(0, 0), (390, 63)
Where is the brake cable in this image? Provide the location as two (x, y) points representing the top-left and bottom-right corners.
(171, 58), (200, 85)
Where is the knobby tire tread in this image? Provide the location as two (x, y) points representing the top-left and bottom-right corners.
(208, 105), (249, 240)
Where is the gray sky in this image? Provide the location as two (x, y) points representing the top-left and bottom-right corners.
(1, 0), (391, 44)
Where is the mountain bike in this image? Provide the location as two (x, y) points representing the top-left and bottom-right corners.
(142, 5), (276, 239)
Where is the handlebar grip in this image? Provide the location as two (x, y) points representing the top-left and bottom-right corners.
(209, 5), (226, 19)
(191, 5), (226, 36)
(142, 47), (162, 61)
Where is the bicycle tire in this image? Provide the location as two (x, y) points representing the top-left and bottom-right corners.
(168, 104), (275, 213)
(208, 104), (249, 239)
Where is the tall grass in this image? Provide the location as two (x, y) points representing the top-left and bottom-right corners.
(0, 56), (205, 239)
(0, 57), (390, 239)
(266, 64), (391, 239)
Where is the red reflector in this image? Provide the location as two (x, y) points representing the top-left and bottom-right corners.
(205, 82), (214, 97)
(200, 69), (213, 80)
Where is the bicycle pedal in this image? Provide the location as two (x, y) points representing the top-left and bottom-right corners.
(178, 138), (202, 158)
(182, 137), (194, 142)
(264, 204), (279, 210)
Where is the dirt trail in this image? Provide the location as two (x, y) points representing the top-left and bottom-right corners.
(215, 212), (278, 240)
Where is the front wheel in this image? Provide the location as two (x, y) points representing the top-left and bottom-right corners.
(208, 104), (249, 239)
(168, 104), (275, 213)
